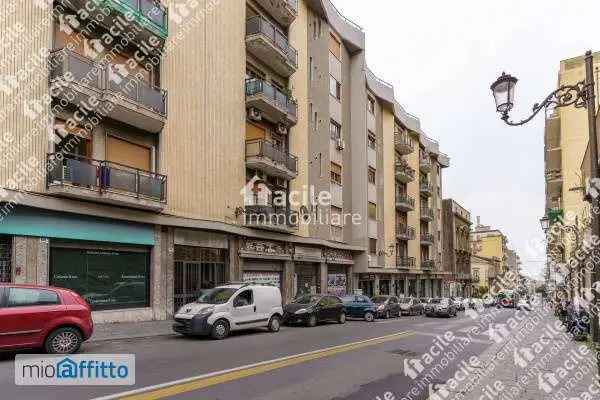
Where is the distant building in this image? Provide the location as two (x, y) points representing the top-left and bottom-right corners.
(442, 199), (472, 297)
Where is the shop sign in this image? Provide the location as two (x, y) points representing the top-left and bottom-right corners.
(243, 271), (281, 288)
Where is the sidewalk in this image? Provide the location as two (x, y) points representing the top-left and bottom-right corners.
(90, 320), (175, 342)
(435, 304), (600, 400)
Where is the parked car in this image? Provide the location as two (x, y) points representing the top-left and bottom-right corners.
(426, 298), (457, 317)
(341, 295), (378, 322)
(469, 298), (484, 311)
(283, 294), (346, 327)
(483, 295), (496, 308)
(516, 298), (532, 311)
(398, 297), (424, 316)
(451, 297), (465, 311)
(421, 298), (434, 314)
(173, 283), (283, 339)
(371, 295), (401, 319)
(0, 284), (93, 354)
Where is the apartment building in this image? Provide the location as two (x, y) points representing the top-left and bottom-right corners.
(545, 53), (600, 298)
(471, 255), (500, 293)
(470, 218), (509, 286)
(0, 0), (450, 323)
(442, 199), (472, 297)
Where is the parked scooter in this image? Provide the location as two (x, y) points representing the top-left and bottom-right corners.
(566, 303), (590, 341)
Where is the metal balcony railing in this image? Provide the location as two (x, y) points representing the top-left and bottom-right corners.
(396, 256), (416, 268)
(286, 0), (298, 12)
(246, 139), (298, 174)
(394, 131), (414, 152)
(47, 153), (166, 202)
(104, 0), (168, 38)
(420, 207), (434, 220)
(245, 204), (298, 229)
(421, 233), (435, 243)
(396, 224), (415, 240)
(50, 48), (167, 116)
(395, 193), (415, 208)
(395, 163), (416, 180)
(245, 78), (297, 118)
(421, 259), (435, 270)
(420, 180), (432, 193)
(246, 16), (298, 68)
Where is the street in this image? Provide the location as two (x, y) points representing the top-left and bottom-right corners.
(0, 308), (512, 400)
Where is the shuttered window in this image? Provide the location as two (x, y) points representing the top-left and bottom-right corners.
(106, 136), (151, 171)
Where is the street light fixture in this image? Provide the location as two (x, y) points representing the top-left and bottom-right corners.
(539, 216), (550, 234)
(490, 50), (599, 371)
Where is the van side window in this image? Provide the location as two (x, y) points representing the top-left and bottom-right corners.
(234, 290), (253, 307)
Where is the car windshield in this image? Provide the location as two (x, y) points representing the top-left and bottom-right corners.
(430, 298), (442, 304)
(197, 288), (237, 304)
(294, 295), (322, 305)
(399, 298), (411, 303)
(372, 296), (388, 303)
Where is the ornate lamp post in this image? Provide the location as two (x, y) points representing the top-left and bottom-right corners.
(491, 50), (599, 365)
(539, 216), (550, 234)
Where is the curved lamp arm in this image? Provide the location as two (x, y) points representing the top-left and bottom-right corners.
(501, 81), (590, 126)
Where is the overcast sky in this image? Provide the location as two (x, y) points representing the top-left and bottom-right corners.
(332, 0), (600, 278)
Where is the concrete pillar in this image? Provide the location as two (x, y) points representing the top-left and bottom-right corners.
(13, 236), (48, 285)
(283, 261), (295, 303)
(319, 262), (327, 294)
(228, 237), (242, 282)
(416, 279), (421, 297)
(404, 279), (409, 297)
(165, 227), (175, 317)
(390, 279), (396, 296)
(347, 266), (356, 295)
(151, 226), (166, 320)
(374, 275), (380, 296)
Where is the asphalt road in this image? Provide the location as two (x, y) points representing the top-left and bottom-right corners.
(0, 307), (516, 400)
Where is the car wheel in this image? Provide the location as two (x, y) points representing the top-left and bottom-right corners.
(365, 312), (375, 322)
(385, 311), (390, 319)
(268, 315), (281, 333)
(45, 327), (83, 354)
(338, 312), (346, 324)
(211, 319), (230, 340)
(307, 314), (317, 327)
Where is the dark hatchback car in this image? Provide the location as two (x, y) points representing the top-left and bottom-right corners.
(283, 295), (346, 327)
(341, 295), (378, 322)
(425, 298), (458, 318)
(371, 295), (401, 319)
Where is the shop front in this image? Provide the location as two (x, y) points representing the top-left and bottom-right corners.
(379, 276), (391, 295)
(358, 274), (376, 297)
(323, 249), (354, 297)
(394, 278), (405, 297)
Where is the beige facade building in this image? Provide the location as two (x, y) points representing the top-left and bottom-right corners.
(442, 199), (472, 297)
(0, 0), (450, 322)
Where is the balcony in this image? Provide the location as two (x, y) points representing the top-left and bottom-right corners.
(395, 193), (415, 212)
(420, 180), (432, 197)
(395, 162), (416, 183)
(253, 0), (298, 27)
(394, 132), (414, 155)
(50, 48), (167, 133)
(421, 259), (435, 272)
(396, 225), (415, 241)
(60, 0), (168, 50)
(420, 233), (434, 245)
(246, 139), (298, 180)
(245, 79), (297, 126)
(420, 207), (434, 222)
(246, 16), (298, 78)
(244, 205), (298, 233)
(419, 152), (432, 173)
(396, 256), (416, 270)
(46, 153), (166, 211)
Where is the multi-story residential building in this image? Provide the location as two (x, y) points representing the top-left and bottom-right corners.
(442, 199), (472, 297)
(470, 217), (508, 288)
(546, 53), (600, 299)
(470, 255), (500, 294)
(0, 0), (450, 323)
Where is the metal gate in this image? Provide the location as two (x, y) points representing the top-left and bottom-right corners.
(174, 262), (202, 311)
(0, 236), (11, 283)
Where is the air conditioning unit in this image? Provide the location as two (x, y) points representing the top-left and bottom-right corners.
(336, 138), (345, 150)
(248, 107), (262, 121)
(277, 124), (288, 135)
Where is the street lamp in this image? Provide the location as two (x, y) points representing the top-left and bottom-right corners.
(539, 216), (550, 234)
(490, 50), (599, 369)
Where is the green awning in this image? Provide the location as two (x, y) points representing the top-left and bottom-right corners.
(0, 206), (154, 245)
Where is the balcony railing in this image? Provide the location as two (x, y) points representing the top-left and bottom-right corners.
(244, 204), (298, 231)
(395, 163), (416, 182)
(420, 180), (432, 195)
(246, 139), (298, 174)
(245, 78), (297, 122)
(421, 260), (435, 270)
(103, 0), (168, 39)
(246, 15), (298, 68)
(421, 233), (434, 244)
(420, 207), (434, 220)
(394, 132), (414, 154)
(396, 256), (416, 269)
(50, 48), (167, 116)
(47, 153), (166, 202)
(396, 224), (415, 240)
(395, 193), (415, 210)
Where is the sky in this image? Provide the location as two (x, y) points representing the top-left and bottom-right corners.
(331, 0), (600, 279)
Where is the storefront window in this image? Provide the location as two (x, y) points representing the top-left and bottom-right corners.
(50, 247), (150, 311)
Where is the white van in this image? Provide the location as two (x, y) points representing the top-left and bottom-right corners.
(173, 283), (283, 339)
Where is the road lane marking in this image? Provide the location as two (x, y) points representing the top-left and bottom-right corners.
(93, 331), (415, 400)
(413, 331), (493, 344)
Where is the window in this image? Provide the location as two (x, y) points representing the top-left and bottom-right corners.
(234, 290), (253, 307)
(330, 120), (341, 140)
(368, 132), (376, 150)
(329, 75), (341, 100)
(367, 97), (375, 114)
(368, 202), (377, 219)
(309, 57), (314, 81)
(368, 167), (376, 184)
(369, 238), (377, 254)
(331, 162), (342, 185)
(7, 288), (59, 307)
(314, 111), (319, 131)
(329, 32), (341, 59)
(331, 206), (343, 226)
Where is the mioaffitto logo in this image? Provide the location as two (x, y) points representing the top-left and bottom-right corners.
(15, 354), (135, 386)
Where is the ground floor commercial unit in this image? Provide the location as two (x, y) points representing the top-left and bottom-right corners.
(355, 270), (447, 298)
(0, 204), (361, 323)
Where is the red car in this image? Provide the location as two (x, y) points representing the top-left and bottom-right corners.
(0, 284), (93, 354)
